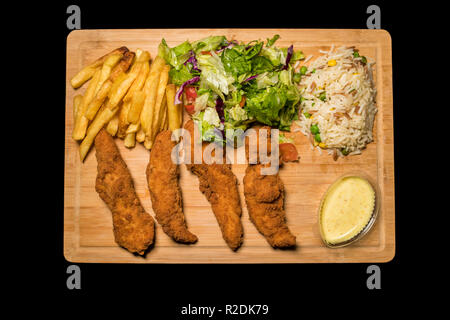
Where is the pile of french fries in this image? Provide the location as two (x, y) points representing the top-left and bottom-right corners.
(71, 46), (183, 161)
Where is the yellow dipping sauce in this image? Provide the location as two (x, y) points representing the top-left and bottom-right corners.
(320, 176), (375, 245)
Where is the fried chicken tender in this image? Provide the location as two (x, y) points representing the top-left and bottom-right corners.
(146, 130), (198, 243)
(243, 163), (296, 248)
(95, 129), (155, 255)
(243, 127), (296, 248)
(187, 163), (243, 250)
(184, 120), (243, 251)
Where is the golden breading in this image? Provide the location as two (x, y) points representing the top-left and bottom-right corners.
(146, 130), (198, 243)
(243, 163), (296, 248)
(183, 120), (243, 251)
(243, 127), (296, 248)
(94, 129), (155, 255)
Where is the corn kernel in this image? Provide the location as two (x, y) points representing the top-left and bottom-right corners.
(319, 142), (327, 148)
(328, 59), (337, 67)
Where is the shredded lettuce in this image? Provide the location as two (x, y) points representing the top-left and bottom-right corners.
(197, 52), (234, 100)
(158, 38), (192, 70)
(260, 46), (286, 67)
(192, 36), (228, 55)
(192, 109), (222, 142)
(161, 35), (304, 141)
(266, 34), (280, 47)
(228, 105), (248, 122)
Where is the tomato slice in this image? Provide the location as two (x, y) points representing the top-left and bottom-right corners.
(279, 143), (299, 162)
(184, 104), (195, 114)
(184, 86), (197, 105)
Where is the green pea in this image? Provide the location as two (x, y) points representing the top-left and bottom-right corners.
(341, 148), (349, 156)
(311, 68), (316, 74)
(310, 124), (319, 134)
(304, 112), (311, 118)
(314, 133), (321, 142)
(361, 56), (367, 64)
(319, 91), (326, 101)
(300, 66), (307, 75)
(293, 72), (302, 83)
(353, 51), (360, 58)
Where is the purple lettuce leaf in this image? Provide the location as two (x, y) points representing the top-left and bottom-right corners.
(282, 45), (294, 70)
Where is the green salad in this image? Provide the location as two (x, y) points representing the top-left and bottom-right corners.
(158, 35), (305, 143)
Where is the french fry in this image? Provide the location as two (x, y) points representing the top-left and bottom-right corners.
(151, 64), (170, 143)
(137, 50), (151, 63)
(144, 136), (152, 149)
(127, 91), (146, 124)
(161, 104), (168, 131)
(106, 112), (119, 136)
(166, 83), (183, 131)
(108, 73), (128, 100)
(108, 51), (135, 82)
(123, 58), (150, 103)
(79, 106), (119, 161)
(73, 94), (83, 123)
(95, 53), (123, 94)
(108, 56), (142, 109)
(123, 61), (150, 103)
(136, 127), (145, 143)
(117, 100), (132, 138)
(159, 94), (168, 132)
(72, 69), (102, 140)
(175, 85), (183, 128)
(85, 52), (135, 120)
(140, 56), (166, 141)
(124, 132), (136, 148)
(163, 116), (168, 130)
(70, 46), (129, 88)
(126, 122), (140, 134)
(85, 80), (112, 120)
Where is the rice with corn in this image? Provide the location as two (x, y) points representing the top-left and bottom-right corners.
(295, 46), (377, 158)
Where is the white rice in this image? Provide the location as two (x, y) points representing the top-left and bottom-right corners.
(295, 46), (377, 157)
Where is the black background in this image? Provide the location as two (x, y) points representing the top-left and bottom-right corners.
(19, 0), (435, 314)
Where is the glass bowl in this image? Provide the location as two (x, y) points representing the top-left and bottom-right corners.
(318, 171), (381, 248)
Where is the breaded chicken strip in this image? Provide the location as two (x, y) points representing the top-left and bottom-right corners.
(187, 163), (243, 250)
(184, 120), (243, 251)
(146, 130), (198, 243)
(243, 127), (296, 248)
(95, 129), (155, 255)
(243, 163), (296, 248)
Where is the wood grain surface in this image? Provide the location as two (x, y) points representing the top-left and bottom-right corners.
(64, 29), (394, 263)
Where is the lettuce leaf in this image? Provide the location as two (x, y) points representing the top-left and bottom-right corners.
(192, 109), (222, 142)
(169, 64), (194, 86)
(260, 46), (286, 67)
(158, 38), (192, 70)
(192, 36), (227, 55)
(244, 77), (300, 131)
(197, 52), (234, 100)
(221, 48), (252, 79)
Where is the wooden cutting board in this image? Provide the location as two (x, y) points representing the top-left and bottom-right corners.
(64, 29), (394, 263)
